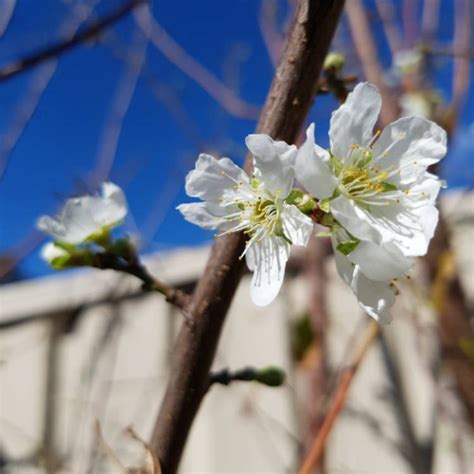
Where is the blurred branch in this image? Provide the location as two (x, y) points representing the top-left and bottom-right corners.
(0, 0), (147, 83)
(426, 219), (474, 426)
(345, 0), (399, 123)
(0, 63), (56, 179)
(0, 0), (16, 37)
(421, 0), (440, 42)
(452, 0), (472, 116)
(403, 0), (418, 47)
(374, 0), (402, 54)
(259, 0), (284, 68)
(133, 6), (260, 120)
(148, 2), (346, 472)
(298, 320), (380, 474)
(88, 28), (148, 188)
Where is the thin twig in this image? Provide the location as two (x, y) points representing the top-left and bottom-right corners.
(345, 0), (399, 124)
(374, 0), (402, 55)
(298, 320), (380, 474)
(148, 2), (346, 473)
(133, 5), (260, 120)
(0, 0), (147, 82)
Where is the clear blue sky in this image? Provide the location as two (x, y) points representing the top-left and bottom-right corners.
(0, 0), (472, 280)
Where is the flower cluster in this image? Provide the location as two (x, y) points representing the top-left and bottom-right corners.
(178, 82), (446, 322)
(37, 82), (446, 324)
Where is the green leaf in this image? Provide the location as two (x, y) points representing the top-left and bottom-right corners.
(336, 239), (360, 255)
(50, 255), (72, 270)
(318, 198), (331, 213)
(53, 240), (76, 253)
(286, 188), (304, 205)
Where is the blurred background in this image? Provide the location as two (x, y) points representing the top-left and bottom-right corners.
(0, 0), (473, 472)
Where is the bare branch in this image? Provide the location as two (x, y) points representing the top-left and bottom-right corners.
(374, 0), (403, 54)
(0, 0), (147, 83)
(345, 0), (399, 124)
(452, 0), (471, 116)
(298, 320), (380, 474)
(148, 2), (346, 472)
(133, 6), (260, 120)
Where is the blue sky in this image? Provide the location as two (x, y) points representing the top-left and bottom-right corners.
(0, 0), (472, 280)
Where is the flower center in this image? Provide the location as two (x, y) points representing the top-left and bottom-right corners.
(217, 173), (288, 257)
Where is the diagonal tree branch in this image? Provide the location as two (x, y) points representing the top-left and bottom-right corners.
(148, 1), (346, 472)
(0, 0), (147, 83)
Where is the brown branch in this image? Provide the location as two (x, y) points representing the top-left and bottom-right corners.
(298, 320), (380, 474)
(0, 0), (147, 83)
(345, 0), (399, 124)
(148, 1), (346, 472)
(452, 0), (471, 117)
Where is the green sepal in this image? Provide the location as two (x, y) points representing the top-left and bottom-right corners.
(286, 188), (317, 214)
(109, 237), (137, 263)
(381, 182), (397, 192)
(330, 153), (342, 175)
(286, 188), (304, 205)
(323, 52), (346, 72)
(321, 213), (336, 227)
(53, 240), (77, 253)
(336, 238), (360, 256)
(275, 223), (293, 245)
(50, 254), (73, 270)
(86, 225), (114, 248)
(318, 198), (331, 213)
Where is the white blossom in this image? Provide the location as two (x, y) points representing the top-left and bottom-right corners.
(37, 182), (127, 244)
(40, 242), (68, 263)
(296, 82), (447, 259)
(331, 227), (412, 323)
(178, 135), (313, 306)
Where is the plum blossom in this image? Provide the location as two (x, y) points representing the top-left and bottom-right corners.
(296, 82), (447, 259)
(331, 227), (413, 323)
(178, 135), (313, 306)
(37, 182), (127, 246)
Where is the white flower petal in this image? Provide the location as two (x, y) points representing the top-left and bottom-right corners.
(330, 196), (384, 245)
(281, 204), (314, 247)
(347, 241), (414, 281)
(245, 133), (296, 197)
(330, 82), (381, 160)
(351, 266), (395, 323)
(37, 182), (128, 244)
(333, 243), (355, 286)
(373, 116), (447, 185)
(295, 123), (338, 199)
(246, 237), (290, 306)
(177, 202), (231, 230)
(40, 242), (67, 262)
(185, 153), (248, 201)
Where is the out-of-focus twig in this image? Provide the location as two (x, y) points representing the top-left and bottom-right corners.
(0, 63), (56, 180)
(298, 320), (380, 474)
(374, 0), (402, 54)
(421, 0), (440, 42)
(0, 0), (147, 83)
(452, 0), (471, 116)
(133, 5), (260, 120)
(0, 0), (16, 37)
(403, 0), (418, 47)
(88, 29), (148, 188)
(259, 0), (284, 68)
(345, 0), (399, 123)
